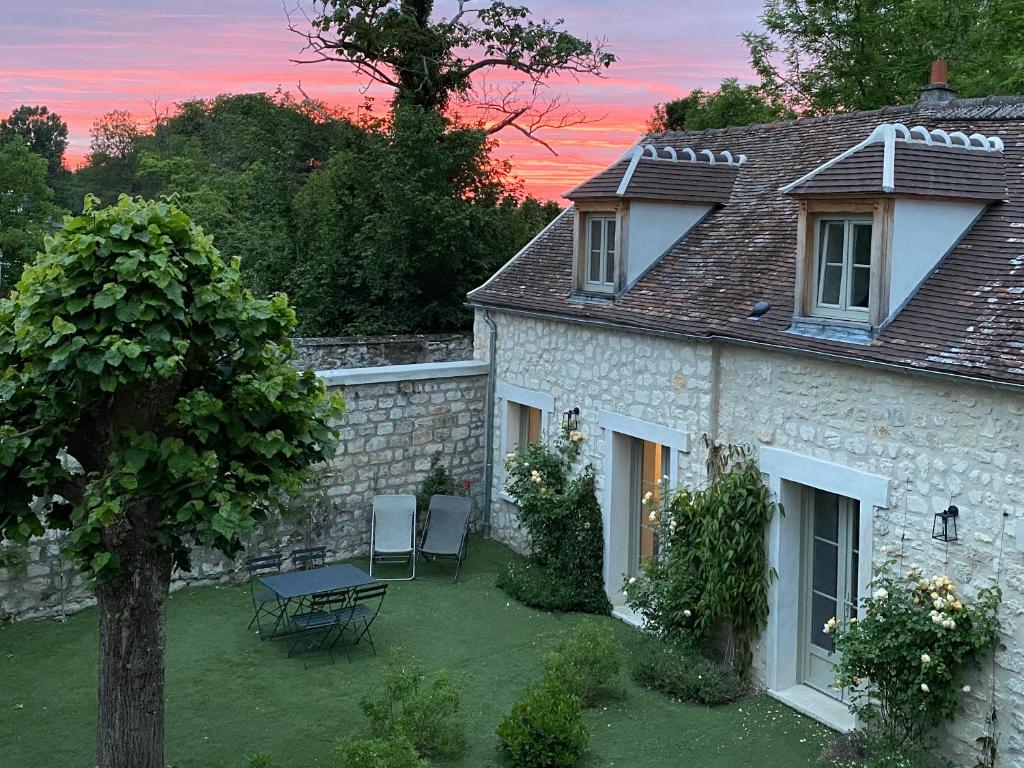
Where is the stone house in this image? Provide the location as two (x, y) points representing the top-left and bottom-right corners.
(467, 75), (1024, 764)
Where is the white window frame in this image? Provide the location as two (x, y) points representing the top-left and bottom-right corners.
(812, 216), (873, 320)
(583, 213), (617, 294)
(496, 382), (555, 502)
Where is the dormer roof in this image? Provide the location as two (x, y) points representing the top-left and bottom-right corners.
(781, 123), (1007, 201)
(565, 145), (744, 204)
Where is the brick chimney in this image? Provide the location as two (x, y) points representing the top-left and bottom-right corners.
(918, 60), (957, 103)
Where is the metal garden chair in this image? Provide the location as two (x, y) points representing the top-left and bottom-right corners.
(333, 583), (388, 661)
(290, 546), (326, 570)
(369, 495), (417, 580)
(417, 495), (472, 582)
(286, 588), (351, 665)
(244, 553), (284, 639)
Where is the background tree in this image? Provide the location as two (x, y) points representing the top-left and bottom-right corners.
(0, 138), (66, 287)
(743, 0), (1024, 114)
(649, 78), (793, 132)
(0, 195), (343, 768)
(290, 0), (615, 148)
(0, 105), (69, 179)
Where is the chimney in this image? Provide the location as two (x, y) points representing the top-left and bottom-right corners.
(918, 60), (957, 104)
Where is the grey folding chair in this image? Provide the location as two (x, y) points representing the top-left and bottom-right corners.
(417, 494), (472, 582)
(369, 495), (417, 580)
(244, 553), (284, 638)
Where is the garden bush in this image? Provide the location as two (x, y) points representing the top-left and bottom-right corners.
(498, 433), (610, 615)
(829, 566), (1001, 746)
(818, 730), (954, 768)
(630, 633), (744, 706)
(416, 451), (459, 514)
(359, 656), (464, 760)
(496, 681), (588, 768)
(542, 619), (621, 707)
(333, 734), (428, 768)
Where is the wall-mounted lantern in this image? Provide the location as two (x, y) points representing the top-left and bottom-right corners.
(932, 505), (959, 543)
(562, 407), (581, 434)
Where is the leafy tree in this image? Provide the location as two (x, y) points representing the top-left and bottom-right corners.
(649, 78), (793, 132)
(744, 0), (1024, 114)
(0, 138), (65, 284)
(89, 109), (141, 160)
(0, 195), (343, 768)
(290, 0), (615, 146)
(0, 105), (69, 178)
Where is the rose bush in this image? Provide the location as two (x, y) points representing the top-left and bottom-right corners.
(829, 565), (1001, 745)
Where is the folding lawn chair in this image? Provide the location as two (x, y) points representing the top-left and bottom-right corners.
(369, 495), (417, 580)
(286, 588), (351, 665)
(333, 583), (388, 661)
(244, 553), (284, 638)
(290, 546), (326, 570)
(417, 494), (472, 583)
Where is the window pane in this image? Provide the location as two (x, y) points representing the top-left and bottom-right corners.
(588, 218), (602, 283)
(850, 266), (870, 308)
(811, 593), (838, 650)
(813, 538), (839, 595)
(852, 224), (872, 266)
(814, 491), (839, 539)
(526, 406), (542, 444)
(820, 264), (843, 305)
(820, 221), (845, 264)
(604, 220), (616, 285)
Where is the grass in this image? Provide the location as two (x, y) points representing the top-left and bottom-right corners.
(0, 537), (834, 767)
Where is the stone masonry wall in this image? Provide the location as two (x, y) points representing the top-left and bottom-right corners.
(475, 308), (1024, 766)
(292, 333), (473, 371)
(0, 364), (486, 623)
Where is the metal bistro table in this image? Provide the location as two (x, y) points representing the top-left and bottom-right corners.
(259, 563), (374, 639)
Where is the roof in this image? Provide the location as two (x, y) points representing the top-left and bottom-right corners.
(468, 97), (1024, 388)
(783, 123), (1007, 201)
(566, 146), (743, 204)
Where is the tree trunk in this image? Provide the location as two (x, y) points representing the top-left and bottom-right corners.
(94, 541), (173, 768)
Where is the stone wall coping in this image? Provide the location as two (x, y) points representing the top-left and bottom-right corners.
(295, 333), (469, 347)
(317, 359), (489, 387)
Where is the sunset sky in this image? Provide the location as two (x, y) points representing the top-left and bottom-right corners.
(0, 0), (764, 200)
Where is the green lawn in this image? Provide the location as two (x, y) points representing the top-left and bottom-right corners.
(0, 537), (833, 767)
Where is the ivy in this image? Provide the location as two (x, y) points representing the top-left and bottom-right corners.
(625, 442), (779, 677)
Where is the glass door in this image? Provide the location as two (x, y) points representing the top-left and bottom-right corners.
(628, 439), (669, 577)
(802, 489), (860, 699)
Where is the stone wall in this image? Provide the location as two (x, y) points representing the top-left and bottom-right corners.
(0, 361), (487, 623)
(292, 333), (473, 371)
(475, 307), (1024, 766)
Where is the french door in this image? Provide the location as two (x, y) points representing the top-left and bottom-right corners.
(802, 489), (860, 699)
(628, 438), (669, 577)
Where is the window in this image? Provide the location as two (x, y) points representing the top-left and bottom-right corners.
(631, 439), (670, 575)
(584, 214), (617, 293)
(510, 403), (542, 451)
(813, 217), (872, 319)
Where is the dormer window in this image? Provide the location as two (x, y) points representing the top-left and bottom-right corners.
(585, 214), (617, 293)
(813, 217), (873, 320)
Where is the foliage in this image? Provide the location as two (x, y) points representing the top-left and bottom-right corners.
(624, 443), (779, 676)
(0, 105), (69, 179)
(496, 681), (588, 768)
(89, 110), (141, 161)
(630, 633), (744, 706)
(0, 193), (343, 576)
(292, 0), (615, 140)
(650, 78), (793, 132)
(359, 655), (465, 760)
(743, 0), (1024, 115)
(541, 619), (621, 707)
(829, 566), (1001, 745)
(0, 539), (30, 574)
(818, 729), (954, 768)
(416, 451), (459, 514)
(498, 432), (611, 615)
(0, 138), (66, 278)
(333, 734), (428, 768)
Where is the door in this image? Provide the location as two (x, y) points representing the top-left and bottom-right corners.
(802, 489), (860, 698)
(627, 438), (669, 577)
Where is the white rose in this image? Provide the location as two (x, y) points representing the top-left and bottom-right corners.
(921, 683), (930, 693)
(962, 685), (971, 693)
(648, 511), (657, 522)
(921, 654), (931, 664)
(873, 588), (889, 601)
(628, 576), (637, 585)
(933, 599), (945, 610)
(683, 609), (692, 618)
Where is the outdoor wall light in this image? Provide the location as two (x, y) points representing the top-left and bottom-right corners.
(932, 505), (959, 543)
(562, 407), (581, 434)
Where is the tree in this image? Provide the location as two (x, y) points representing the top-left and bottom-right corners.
(0, 195), (343, 768)
(0, 138), (65, 284)
(649, 78), (793, 132)
(290, 0), (615, 148)
(743, 0), (1024, 114)
(89, 109), (141, 160)
(0, 105), (69, 178)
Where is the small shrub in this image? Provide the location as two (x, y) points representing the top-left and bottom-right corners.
(631, 634), (743, 706)
(542, 619), (621, 707)
(496, 682), (588, 768)
(333, 734), (427, 768)
(818, 730), (952, 768)
(416, 451), (458, 513)
(359, 656), (464, 759)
